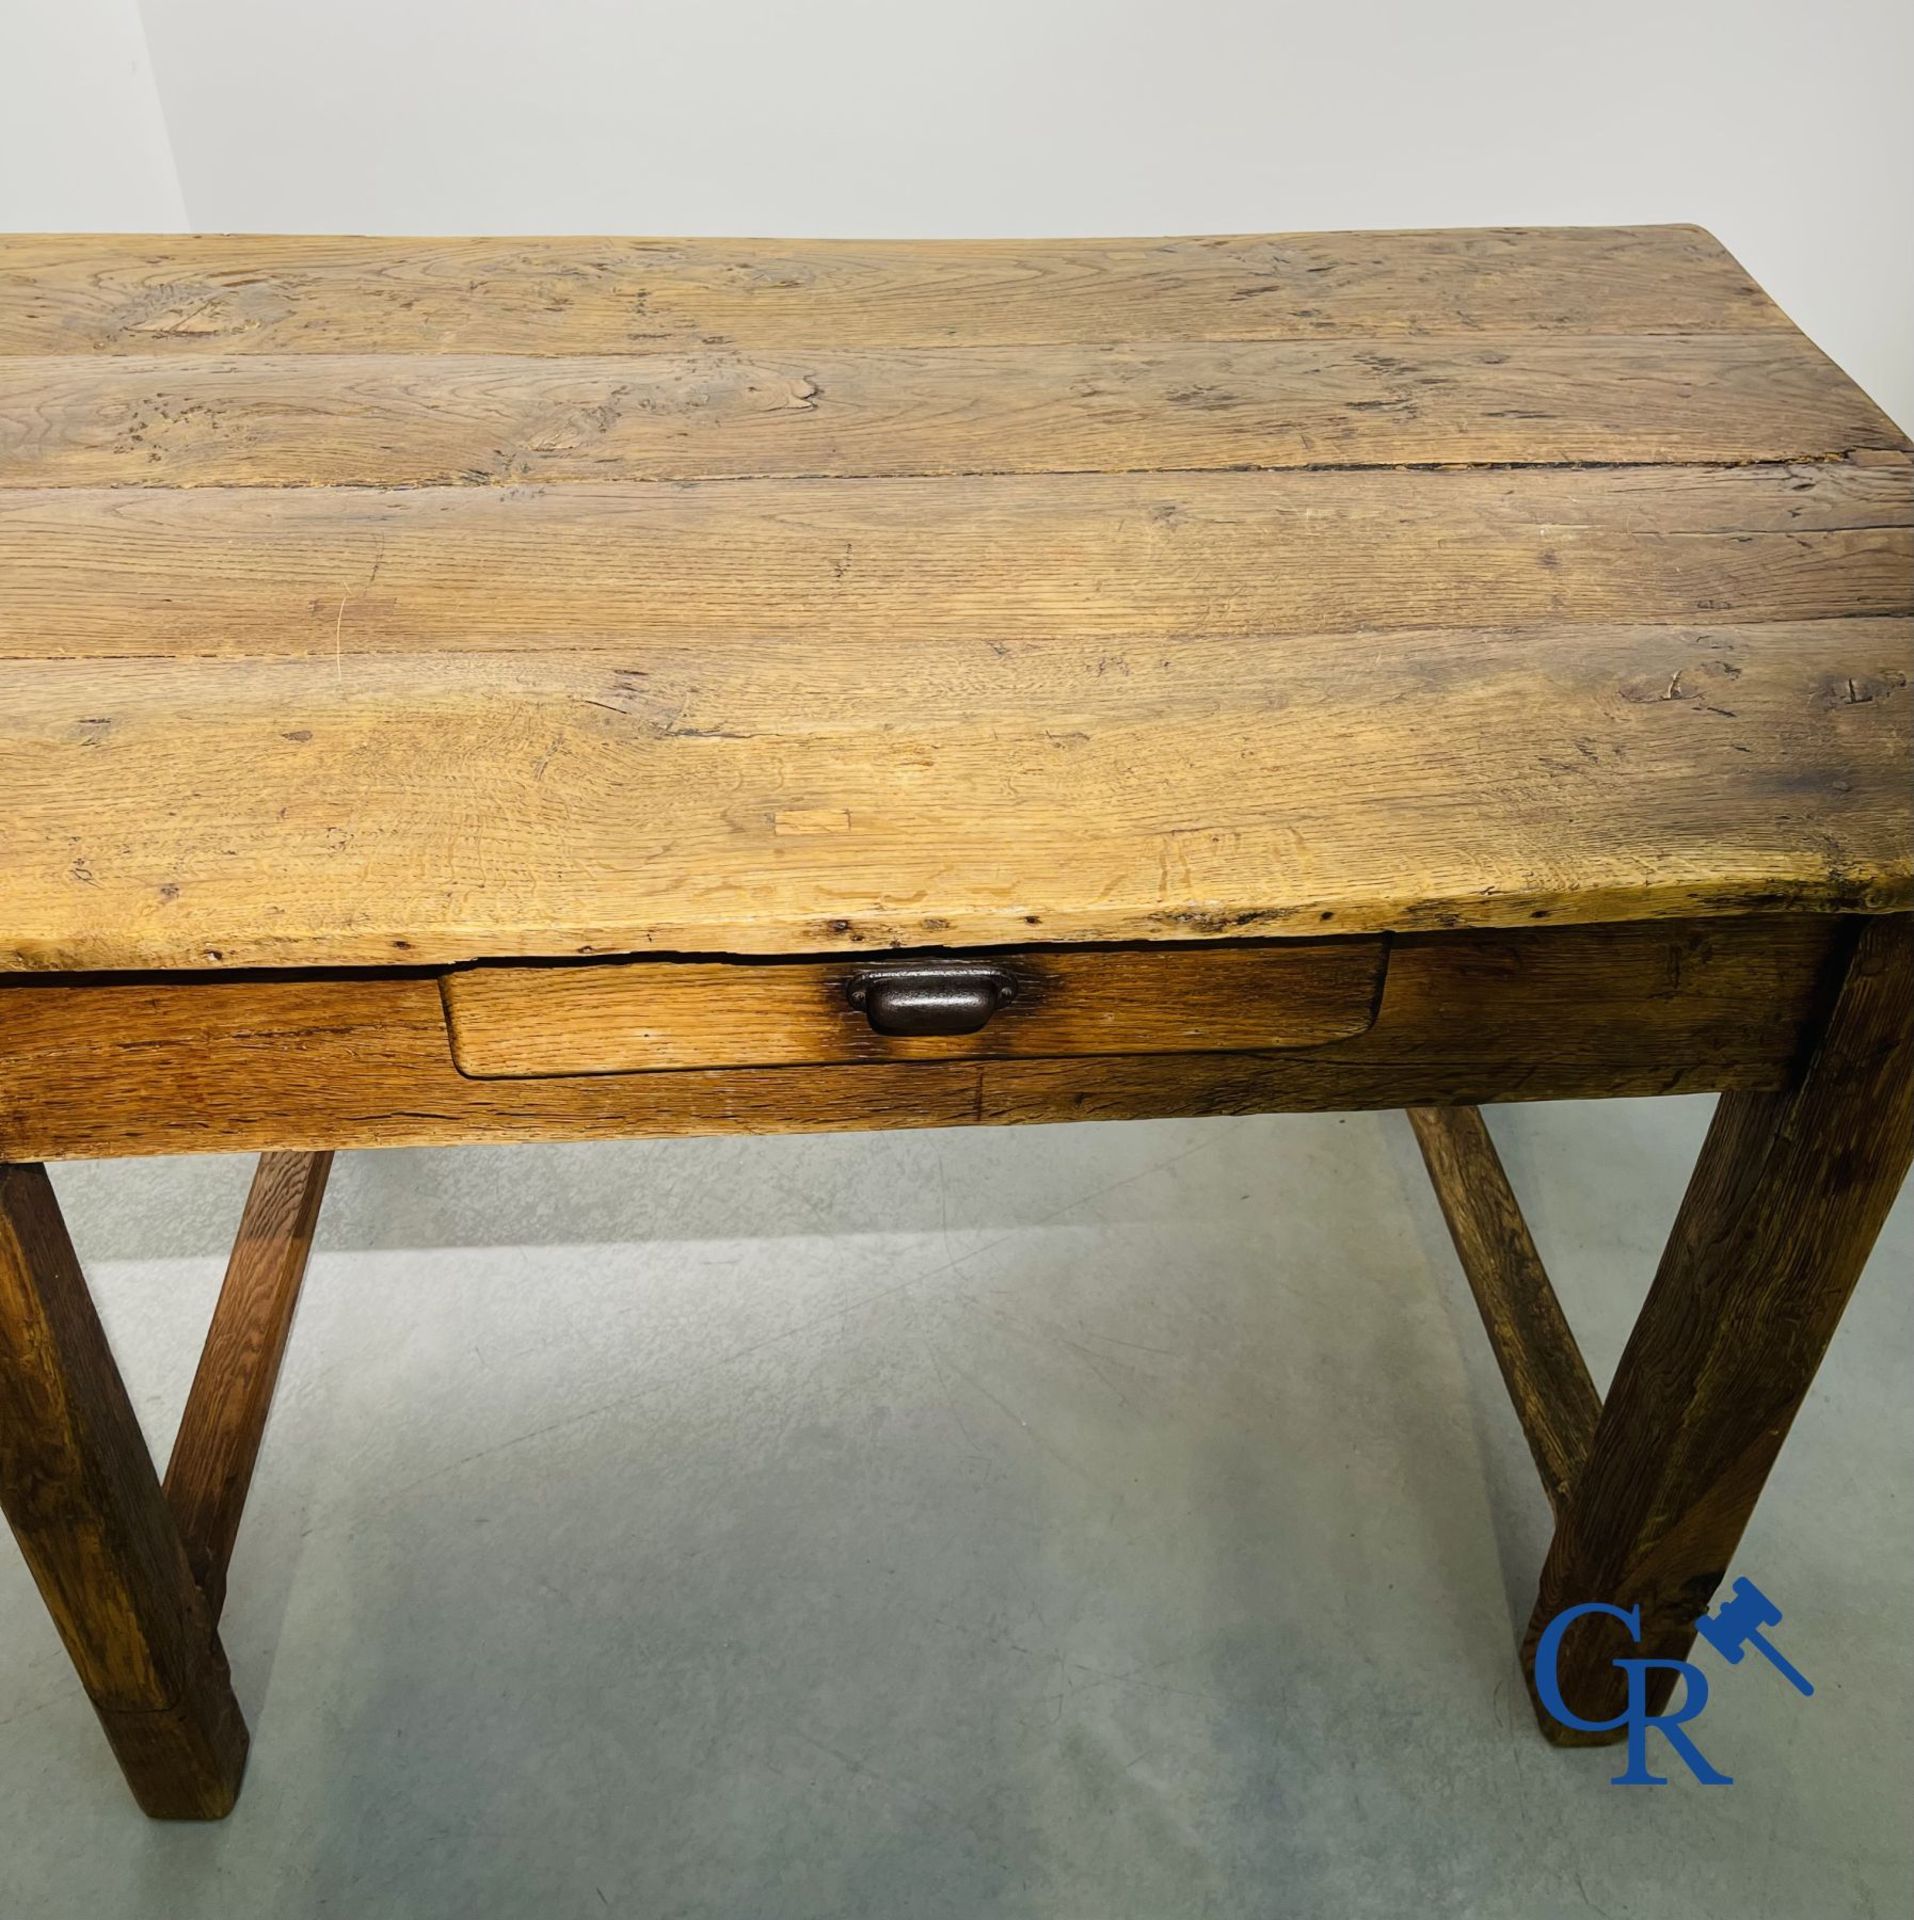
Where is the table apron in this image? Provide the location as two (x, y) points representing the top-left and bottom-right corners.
(0, 914), (1857, 1161)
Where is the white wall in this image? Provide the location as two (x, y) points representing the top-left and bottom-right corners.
(0, 0), (184, 229)
(5, 1), (1912, 418)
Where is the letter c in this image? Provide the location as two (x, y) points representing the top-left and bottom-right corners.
(1534, 1600), (1640, 1734)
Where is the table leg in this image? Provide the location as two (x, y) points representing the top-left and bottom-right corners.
(1522, 915), (1914, 1741)
(165, 1151), (332, 1622)
(0, 1162), (248, 1817)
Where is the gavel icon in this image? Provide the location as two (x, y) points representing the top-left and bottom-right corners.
(1694, 1577), (1813, 1696)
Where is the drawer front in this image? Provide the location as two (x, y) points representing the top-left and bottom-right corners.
(441, 937), (1388, 1079)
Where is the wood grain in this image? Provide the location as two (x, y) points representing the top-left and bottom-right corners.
(1407, 1105), (1601, 1516)
(3, 332), (1899, 488)
(0, 228), (1792, 358)
(0, 1162), (248, 1816)
(0, 919), (1843, 1160)
(162, 1150), (331, 1622)
(1523, 913), (1914, 1742)
(1, 609), (1905, 972)
(1, 227), (1906, 970)
(5, 460), (1906, 664)
(443, 940), (1386, 1075)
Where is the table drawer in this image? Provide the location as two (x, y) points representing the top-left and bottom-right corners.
(441, 937), (1388, 1079)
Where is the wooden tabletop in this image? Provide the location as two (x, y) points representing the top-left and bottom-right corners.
(1, 227), (1908, 972)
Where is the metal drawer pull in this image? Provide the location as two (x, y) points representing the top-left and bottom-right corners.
(847, 964), (1019, 1036)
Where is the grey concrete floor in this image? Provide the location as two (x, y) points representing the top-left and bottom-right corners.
(2, 1098), (1909, 1918)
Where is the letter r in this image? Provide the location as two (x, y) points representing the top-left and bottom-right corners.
(1611, 1659), (1732, 1785)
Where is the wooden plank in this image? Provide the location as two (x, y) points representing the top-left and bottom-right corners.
(1407, 1105), (1601, 1515)
(0, 612), (1905, 972)
(0, 231), (1901, 973)
(443, 938), (1387, 1076)
(162, 1151), (331, 1622)
(0, 919), (1842, 1160)
(1522, 913), (1914, 1742)
(3, 332), (1900, 488)
(0, 1162), (249, 1817)
(0, 228), (1793, 358)
(4, 460), (1906, 665)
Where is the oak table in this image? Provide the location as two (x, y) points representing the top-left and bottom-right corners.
(1, 228), (1908, 1818)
